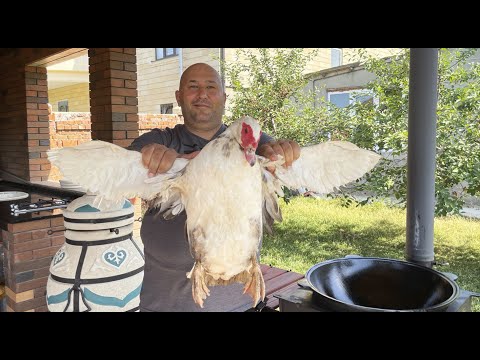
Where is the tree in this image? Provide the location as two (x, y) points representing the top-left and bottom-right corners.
(222, 48), (480, 216)
(222, 48), (326, 146)
(323, 48), (480, 216)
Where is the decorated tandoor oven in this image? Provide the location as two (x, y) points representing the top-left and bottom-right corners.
(46, 194), (144, 312)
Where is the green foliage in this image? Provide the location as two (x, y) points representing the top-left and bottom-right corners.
(222, 48), (480, 216)
(222, 48), (327, 146)
(322, 48), (480, 216)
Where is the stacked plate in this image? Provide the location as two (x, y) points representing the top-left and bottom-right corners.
(0, 191), (29, 202)
(59, 179), (86, 193)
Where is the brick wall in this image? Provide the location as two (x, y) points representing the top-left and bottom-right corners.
(48, 111), (92, 181)
(2, 216), (65, 312)
(0, 48), (69, 180)
(89, 48), (139, 147)
(138, 113), (183, 135)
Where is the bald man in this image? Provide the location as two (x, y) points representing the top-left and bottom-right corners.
(129, 63), (299, 311)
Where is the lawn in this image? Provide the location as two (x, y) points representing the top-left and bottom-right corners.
(261, 196), (480, 312)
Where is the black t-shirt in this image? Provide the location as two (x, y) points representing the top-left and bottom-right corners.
(129, 124), (273, 312)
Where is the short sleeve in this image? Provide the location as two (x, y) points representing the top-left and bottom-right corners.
(128, 128), (173, 152)
(257, 131), (275, 150)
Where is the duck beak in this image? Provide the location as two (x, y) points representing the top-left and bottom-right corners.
(244, 146), (256, 167)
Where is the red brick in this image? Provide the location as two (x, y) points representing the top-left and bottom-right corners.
(124, 63), (137, 72)
(123, 48), (136, 55)
(34, 286), (47, 298)
(50, 217), (64, 227)
(108, 52), (136, 64)
(12, 238), (51, 254)
(126, 114), (139, 122)
(11, 257), (53, 273)
(111, 96), (125, 105)
(34, 267), (50, 279)
(25, 84), (48, 91)
(111, 105), (137, 114)
(31, 229), (49, 240)
(124, 80), (137, 89)
(32, 245), (60, 259)
(112, 130), (126, 140)
(14, 277), (48, 293)
(8, 219), (51, 233)
(106, 69), (136, 81)
(13, 251), (34, 263)
(109, 60), (124, 71)
(51, 234), (65, 246)
(27, 109), (48, 116)
(108, 87), (137, 97)
(125, 97), (138, 106)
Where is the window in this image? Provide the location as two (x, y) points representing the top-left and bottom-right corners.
(58, 100), (69, 112)
(327, 89), (378, 108)
(331, 48), (343, 67)
(155, 48), (179, 60)
(160, 103), (173, 114)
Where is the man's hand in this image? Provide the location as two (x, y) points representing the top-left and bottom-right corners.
(257, 140), (301, 173)
(141, 144), (199, 177)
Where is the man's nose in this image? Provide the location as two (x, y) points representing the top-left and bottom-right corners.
(197, 87), (208, 98)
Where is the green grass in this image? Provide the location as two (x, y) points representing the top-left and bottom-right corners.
(262, 197), (480, 312)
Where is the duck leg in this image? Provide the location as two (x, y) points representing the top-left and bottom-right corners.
(242, 256), (266, 307)
(187, 261), (210, 308)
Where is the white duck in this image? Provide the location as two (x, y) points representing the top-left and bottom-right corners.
(47, 116), (381, 308)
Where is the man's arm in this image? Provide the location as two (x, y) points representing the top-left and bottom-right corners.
(128, 129), (197, 177)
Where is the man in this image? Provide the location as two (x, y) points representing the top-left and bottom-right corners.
(129, 63), (300, 311)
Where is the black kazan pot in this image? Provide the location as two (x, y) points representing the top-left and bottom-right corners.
(305, 257), (464, 312)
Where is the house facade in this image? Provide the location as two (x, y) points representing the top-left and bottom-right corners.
(136, 48), (398, 114)
(47, 48), (399, 114)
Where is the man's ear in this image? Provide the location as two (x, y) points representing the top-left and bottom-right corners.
(175, 90), (182, 105)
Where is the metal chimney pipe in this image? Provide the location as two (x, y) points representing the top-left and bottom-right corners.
(406, 48), (439, 268)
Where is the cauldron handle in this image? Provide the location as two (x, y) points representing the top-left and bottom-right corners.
(441, 272), (480, 297)
(466, 291), (480, 298)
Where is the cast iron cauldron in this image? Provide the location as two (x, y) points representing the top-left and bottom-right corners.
(305, 257), (460, 312)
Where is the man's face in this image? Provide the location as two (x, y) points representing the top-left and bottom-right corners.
(175, 65), (226, 132)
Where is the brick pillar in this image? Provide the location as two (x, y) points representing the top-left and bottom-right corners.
(88, 48), (142, 242)
(25, 66), (51, 181)
(2, 217), (65, 312)
(88, 48), (139, 148)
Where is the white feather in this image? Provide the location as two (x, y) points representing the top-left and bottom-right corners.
(263, 141), (382, 194)
(47, 140), (188, 211)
